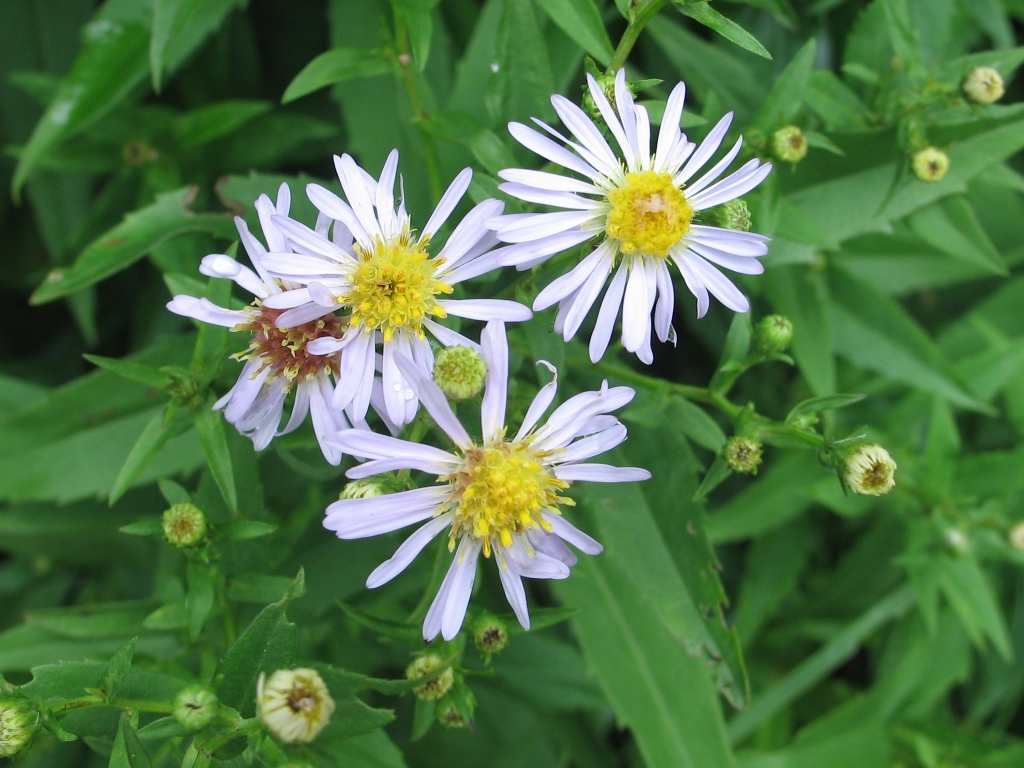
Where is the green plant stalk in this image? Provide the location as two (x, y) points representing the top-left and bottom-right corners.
(608, 0), (672, 72)
(393, 6), (442, 201)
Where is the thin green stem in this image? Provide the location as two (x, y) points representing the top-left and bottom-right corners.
(393, 7), (442, 201)
(50, 696), (173, 716)
(608, 0), (671, 72)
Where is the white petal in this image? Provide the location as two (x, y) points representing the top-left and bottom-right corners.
(494, 210), (599, 244)
(557, 423), (628, 463)
(200, 254), (269, 298)
(279, 380), (311, 436)
(551, 94), (620, 176)
(439, 298), (532, 322)
(366, 514), (453, 588)
(262, 287), (313, 309)
(480, 320), (508, 439)
(423, 318), (481, 351)
(498, 167), (602, 194)
(334, 329), (374, 418)
(441, 537), (482, 640)
(323, 486), (444, 537)
(308, 377), (344, 465)
(514, 362), (559, 441)
(495, 229), (594, 268)
(690, 161), (773, 210)
(554, 463), (651, 483)
(675, 112), (733, 186)
(394, 352), (472, 448)
(684, 136), (743, 197)
(307, 183), (369, 245)
(277, 302), (338, 327)
(423, 167), (473, 236)
(495, 550), (531, 630)
(435, 198), (504, 270)
(688, 225), (770, 256)
(685, 255), (750, 312)
(375, 149), (399, 238)
(561, 245), (614, 340)
(507, 122), (600, 179)
(260, 253), (347, 281)
(546, 514), (603, 555)
(336, 154), (384, 241)
(499, 183), (599, 211)
(589, 261), (628, 363)
(533, 246), (607, 310)
(686, 240), (765, 275)
(585, 72), (633, 164)
(272, 214), (349, 263)
(653, 260), (676, 344)
(334, 428), (456, 466)
(620, 261), (650, 354)
(672, 255), (710, 318)
(656, 83), (687, 165)
(167, 296), (243, 327)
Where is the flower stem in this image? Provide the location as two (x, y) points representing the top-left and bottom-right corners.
(393, 7), (442, 201)
(608, 0), (672, 73)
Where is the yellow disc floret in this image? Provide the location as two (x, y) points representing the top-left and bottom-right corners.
(344, 233), (453, 341)
(605, 170), (693, 258)
(444, 439), (571, 557)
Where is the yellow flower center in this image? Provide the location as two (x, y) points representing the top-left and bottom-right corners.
(343, 235), (452, 341)
(605, 170), (693, 258)
(444, 440), (572, 557)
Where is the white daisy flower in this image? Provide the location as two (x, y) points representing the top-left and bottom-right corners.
(167, 184), (355, 464)
(258, 150), (532, 428)
(324, 320), (651, 641)
(492, 69), (773, 364)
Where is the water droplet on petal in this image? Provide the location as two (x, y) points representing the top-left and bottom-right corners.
(403, 388), (415, 401)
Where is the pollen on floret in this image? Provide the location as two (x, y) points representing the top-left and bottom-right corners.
(444, 439), (570, 557)
(343, 232), (452, 341)
(235, 304), (344, 387)
(605, 171), (693, 259)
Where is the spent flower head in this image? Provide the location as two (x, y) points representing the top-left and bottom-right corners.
(257, 668), (335, 744)
(724, 436), (763, 474)
(406, 653), (454, 700)
(771, 126), (808, 163)
(491, 69), (772, 364)
(843, 443), (897, 496)
(324, 321), (650, 640)
(257, 150), (531, 429)
(471, 612), (510, 655)
(162, 503), (207, 548)
(912, 147), (949, 182)
(962, 66), (1004, 104)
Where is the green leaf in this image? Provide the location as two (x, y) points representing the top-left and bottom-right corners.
(787, 394), (866, 422)
(403, 7), (434, 72)
(215, 569), (303, 715)
(26, 601), (155, 639)
(109, 712), (152, 768)
(185, 561), (215, 641)
(534, 0), (614, 65)
(282, 48), (391, 103)
(906, 196), (1007, 276)
(82, 355), (175, 391)
(335, 601), (423, 644)
(30, 187), (237, 304)
(151, 0), (248, 92)
(193, 403), (238, 514)
(158, 479), (192, 506)
(489, 0), (555, 122)
(762, 265), (835, 396)
(103, 637), (137, 702)
(805, 70), (869, 130)
(935, 556), (1011, 660)
(119, 519), (164, 537)
(109, 408), (193, 505)
(555, 555), (737, 768)
(220, 520), (277, 540)
(173, 100), (273, 149)
(12, 14), (150, 196)
(672, 1), (771, 59)
(750, 37), (815, 131)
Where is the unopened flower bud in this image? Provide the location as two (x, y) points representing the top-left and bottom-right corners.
(471, 613), (509, 655)
(1009, 522), (1024, 551)
(257, 668), (334, 744)
(962, 66), (1004, 105)
(0, 700), (39, 758)
(162, 503), (207, 548)
(173, 684), (219, 731)
(405, 653), (454, 701)
(340, 479), (385, 500)
(912, 147), (949, 182)
(582, 73), (620, 122)
(843, 444), (897, 496)
(771, 126), (808, 163)
(433, 346), (487, 401)
(702, 199), (751, 232)
(754, 314), (793, 355)
(724, 437), (763, 475)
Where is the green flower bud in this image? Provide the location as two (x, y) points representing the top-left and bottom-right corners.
(962, 66), (1004, 105)
(471, 612), (509, 655)
(433, 346), (487, 401)
(405, 653), (454, 701)
(339, 479), (386, 500)
(162, 503), (207, 548)
(771, 125), (808, 163)
(257, 668), (335, 744)
(0, 700), (39, 758)
(842, 443), (897, 496)
(173, 684), (219, 731)
(701, 199), (751, 232)
(911, 147), (949, 182)
(581, 72), (620, 122)
(754, 314), (794, 355)
(724, 437), (763, 475)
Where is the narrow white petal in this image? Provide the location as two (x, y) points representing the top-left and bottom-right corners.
(634, 104), (651, 169)
(494, 210), (598, 244)
(545, 514), (603, 555)
(443, 248), (511, 285)
(561, 246), (614, 339)
(277, 302), (338, 327)
(435, 198), (504, 270)
(200, 255), (269, 298)
(279, 381), (311, 436)
(554, 464), (651, 483)
(324, 486), (443, 537)
(262, 288), (313, 309)
(498, 168), (602, 194)
(333, 329), (374, 418)
(534, 246), (608, 310)
(589, 261), (628, 363)
(260, 253), (347, 281)
(167, 296), (243, 327)
(394, 352), (472, 448)
(507, 122), (600, 179)
(654, 260), (676, 344)
(656, 82), (687, 169)
(439, 298), (532, 322)
(552, 94), (620, 174)
(423, 319), (481, 351)
(375, 149), (399, 238)
(621, 260), (652, 354)
(480, 320), (508, 439)
(557, 423), (628, 463)
(688, 225), (770, 255)
(686, 240), (765, 275)
(499, 183), (599, 210)
(307, 183), (369, 245)
(366, 515), (453, 589)
(334, 428), (456, 465)
(306, 335), (346, 356)
(533, 383), (636, 450)
(336, 154), (384, 241)
(690, 162), (773, 210)
(234, 217), (276, 287)
(440, 537), (482, 640)
(495, 229), (593, 268)
(685, 136), (743, 197)
(308, 378), (343, 465)
(495, 550), (531, 630)
(675, 112), (733, 186)
(423, 167), (473, 236)
(686, 255), (750, 312)
(586, 72), (633, 163)
(672, 255), (711, 318)
(514, 362), (558, 442)
(255, 194), (286, 254)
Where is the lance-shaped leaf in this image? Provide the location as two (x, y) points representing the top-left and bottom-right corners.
(193, 400), (238, 514)
(672, 1), (771, 59)
(282, 48), (391, 103)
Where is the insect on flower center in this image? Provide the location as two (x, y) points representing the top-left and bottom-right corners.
(344, 235), (453, 342)
(236, 305), (344, 388)
(605, 170), (693, 258)
(445, 440), (571, 557)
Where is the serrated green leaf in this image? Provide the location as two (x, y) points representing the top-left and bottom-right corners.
(534, 0), (614, 65)
(672, 1), (771, 59)
(30, 187), (236, 304)
(282, 48), (391, 103)
(193, 403), (237, 514)
(103, 637), (137, 702)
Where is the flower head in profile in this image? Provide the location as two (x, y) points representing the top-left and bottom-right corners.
(492, 69), (772, 363)
(257, 668), (334, 744)
(259, 150), (532, 428)
(324, 321), (650, 641)
(167, 185), (352, 464)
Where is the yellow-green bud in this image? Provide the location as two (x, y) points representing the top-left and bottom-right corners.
(771, 125), (808, 163)
(173, 684), (219, 731)
(471, 612), (509, 655)
(911, 147), (949, 182)
(339, 479), (386, 500)
(582, 73), (620, 122)
(405, 653), (454, 701)
(162, 503), (206, 548)
(702, 199), (751, 232)
(256, 668), (335, 744)
(1009, 522), (1024, 551)
(433, 346), (487, 401)
(724, 437), (763, 475)
(843, 443), (897, 496)
(0, 700), (39, 758)
(754, 314), (793, 355)
(962, 66), (1004, 105)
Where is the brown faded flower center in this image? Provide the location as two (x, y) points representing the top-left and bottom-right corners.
(236, 304), (344, 387)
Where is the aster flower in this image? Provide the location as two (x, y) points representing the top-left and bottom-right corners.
(258, 150), (532, 428)
(324, 320), (651, 641)
(167, 184), (355, 464)
(492, 69), (773, 363)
